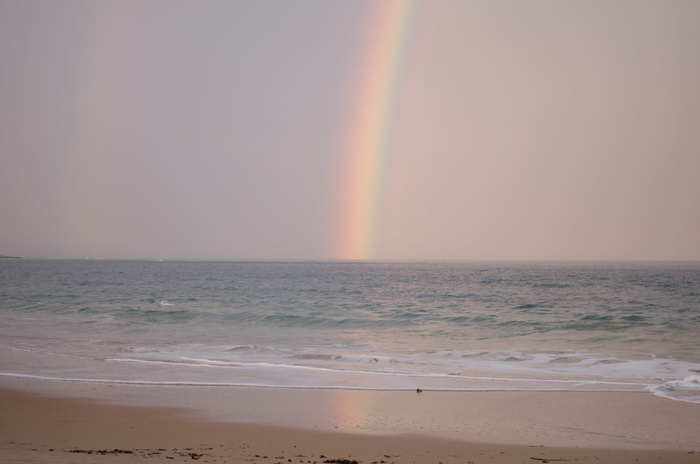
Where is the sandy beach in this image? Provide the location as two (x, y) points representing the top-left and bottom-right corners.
(1, 376), (698, 464)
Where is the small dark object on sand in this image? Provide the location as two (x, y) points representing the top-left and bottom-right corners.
(323, 459), (359, 464)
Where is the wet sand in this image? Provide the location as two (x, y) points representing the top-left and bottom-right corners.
(1, 376), (698, 463)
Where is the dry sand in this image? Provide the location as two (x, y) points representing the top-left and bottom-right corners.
(1, 376), (698, 464)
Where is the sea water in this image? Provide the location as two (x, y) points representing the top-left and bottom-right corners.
(1, 260), (698, 402)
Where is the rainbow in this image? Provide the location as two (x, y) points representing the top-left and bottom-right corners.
(335, 0), (416, 260)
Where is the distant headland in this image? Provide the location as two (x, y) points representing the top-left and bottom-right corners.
(0, 254), (22, 259)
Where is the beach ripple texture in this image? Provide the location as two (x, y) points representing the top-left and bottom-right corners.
(1, 260), (698, 403)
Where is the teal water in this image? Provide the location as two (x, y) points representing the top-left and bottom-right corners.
(1, 260), (698, 402)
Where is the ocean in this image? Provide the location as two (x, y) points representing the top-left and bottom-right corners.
(1, 259), (698, 403)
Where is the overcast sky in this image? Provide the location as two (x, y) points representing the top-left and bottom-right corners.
(1, 0), (699, 261)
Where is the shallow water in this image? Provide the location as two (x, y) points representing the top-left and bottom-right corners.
(1, 260), (698, 402)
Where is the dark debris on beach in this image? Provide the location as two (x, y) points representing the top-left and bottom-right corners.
(66, 447), (207, 460)
(69, 449), (134, 455)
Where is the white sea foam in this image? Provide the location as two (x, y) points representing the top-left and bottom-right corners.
(648, 375), (700, 403)
(2, 345), (696, 399)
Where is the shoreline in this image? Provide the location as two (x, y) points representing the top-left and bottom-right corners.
(4, 389), (698, 464)
(1, 376), (699, 464)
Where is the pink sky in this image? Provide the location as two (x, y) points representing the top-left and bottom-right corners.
(1, 1), (698, 261)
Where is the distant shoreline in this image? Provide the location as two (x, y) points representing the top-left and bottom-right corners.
(0, 255), (22, 259)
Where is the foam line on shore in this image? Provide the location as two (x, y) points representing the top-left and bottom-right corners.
(0, 371), (649, 391)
